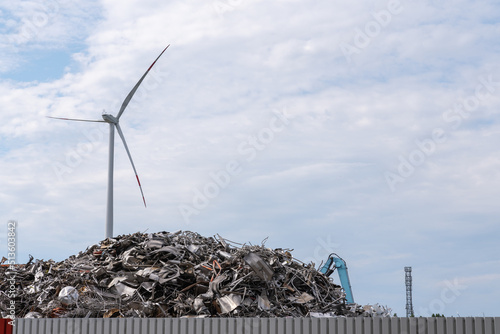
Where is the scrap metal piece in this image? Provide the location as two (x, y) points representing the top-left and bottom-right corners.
(217, 294), (241, 314)
(295, 292), (315, 304)
(193, 297), (209, 314)
(114, 282), (136, 297)
(151, 245), (181, 257)
(34, 268), (44, 282)
(186, 244), (201, 255)
(140, 281), (154, 292)
(257, 292), (271, 310)
(107, 276), (127, 288)
(309, 312), (337, 318)
(58, 286), (79, 305)
(26, 284), (40, 294)
(243, 253), (274, 281)
(144, 238), (165, 249)
(24, 312), (43, 318)
(103, 308), (121, 318)
(217, 250), (233, 260)
(363, 304), (392, 317)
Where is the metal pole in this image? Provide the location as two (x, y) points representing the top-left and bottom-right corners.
(405, 266), (414, 317)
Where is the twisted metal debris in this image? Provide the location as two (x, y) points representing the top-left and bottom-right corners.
(0, 231), (390, 318)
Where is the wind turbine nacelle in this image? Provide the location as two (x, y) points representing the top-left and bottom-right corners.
(102, 114), (118, 124)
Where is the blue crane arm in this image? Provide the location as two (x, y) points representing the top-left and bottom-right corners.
(319, 254), (355, 304)
(319, 257), (334, 275)
(334, 257), (354, 304)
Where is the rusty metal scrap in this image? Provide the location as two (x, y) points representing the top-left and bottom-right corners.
(0, 231), (389, 318)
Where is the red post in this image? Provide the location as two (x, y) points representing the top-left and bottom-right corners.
(0, 319), (13, 334)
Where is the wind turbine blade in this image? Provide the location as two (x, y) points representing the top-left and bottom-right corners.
(116, 44), (170, 120)
(46, 116), (106, 123)
(114, 123), (147, 207)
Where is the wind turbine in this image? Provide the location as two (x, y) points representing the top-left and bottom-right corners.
(48, 45), (169, 239)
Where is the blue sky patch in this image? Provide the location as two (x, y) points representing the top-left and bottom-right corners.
(6, 48), (78, 82)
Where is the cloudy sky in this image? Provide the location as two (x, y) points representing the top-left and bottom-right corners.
(1, 0), (500, 317)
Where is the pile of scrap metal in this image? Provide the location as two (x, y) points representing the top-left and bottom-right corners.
(0, 231), (389, 318)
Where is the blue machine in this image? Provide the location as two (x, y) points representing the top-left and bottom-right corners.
(319, 253), (355, 304)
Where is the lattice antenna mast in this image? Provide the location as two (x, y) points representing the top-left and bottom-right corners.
(405, 267), (414, 317)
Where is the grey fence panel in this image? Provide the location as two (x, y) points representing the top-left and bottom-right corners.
(487, 317), (500, 334)
(474, 318), (484, 334)
(457, 318), (466, 334)
(435, 317), (446, 334)
(399, 317), (409, 334)
(11, 317), (500, 334)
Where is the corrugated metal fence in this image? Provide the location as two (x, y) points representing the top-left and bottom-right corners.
(8, 317), (500, 334)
